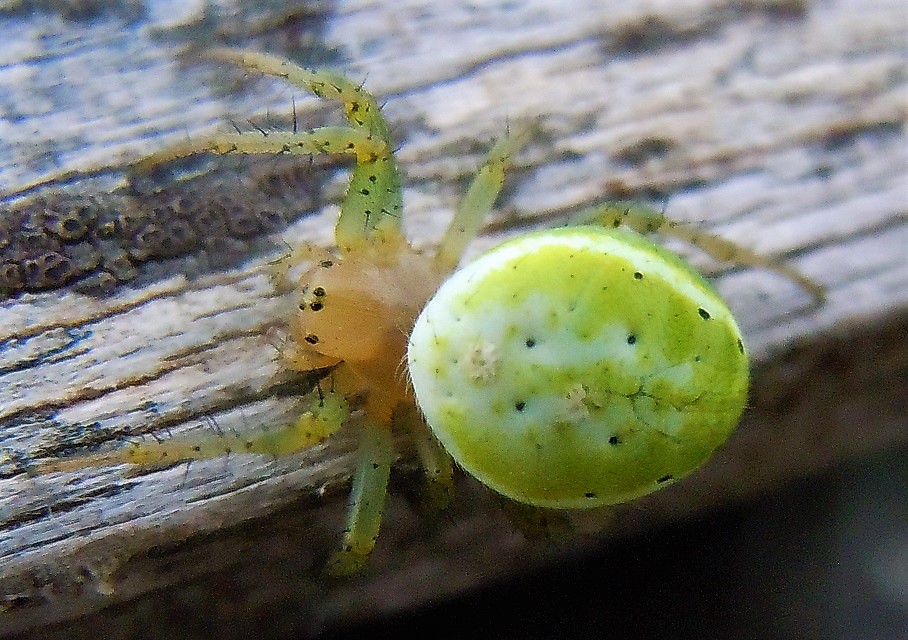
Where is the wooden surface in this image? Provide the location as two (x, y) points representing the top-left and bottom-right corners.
(0, 0), (906, 637)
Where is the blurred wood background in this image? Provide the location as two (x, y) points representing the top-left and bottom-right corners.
(0, 0), (905, 637)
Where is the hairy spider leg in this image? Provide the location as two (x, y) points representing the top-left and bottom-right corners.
(202, 49), (392, 139)
(127, 49), (402, 253)
(569, 201), (825, 302)
(33, 389), (350, 474)
(131, 128), (387, 173)
(200, 49), (403, 252)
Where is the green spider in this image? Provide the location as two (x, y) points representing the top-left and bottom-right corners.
(36, 49), (823, 574)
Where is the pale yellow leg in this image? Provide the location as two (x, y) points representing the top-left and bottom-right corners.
(34, 390), (349, 474)
(570, 201), (825, 302)
(130, 128), (387, 173)
(433, 128), (529, 273)
(3, 49), (406, 248)
(203, 49), (392, 139)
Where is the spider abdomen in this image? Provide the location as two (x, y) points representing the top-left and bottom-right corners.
(408, 226), (749, 508)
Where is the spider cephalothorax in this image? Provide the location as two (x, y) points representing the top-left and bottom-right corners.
(285, 236), (442, 425)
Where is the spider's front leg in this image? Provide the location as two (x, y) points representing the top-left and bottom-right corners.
(131, 49), (404, 254)
(130, 127), (387, 175)
(205, 49), (405, 250)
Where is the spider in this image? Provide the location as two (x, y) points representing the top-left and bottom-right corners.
(34, 49), (823, 575)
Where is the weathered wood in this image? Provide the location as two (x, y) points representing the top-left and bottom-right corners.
(0, 0), (906, 636)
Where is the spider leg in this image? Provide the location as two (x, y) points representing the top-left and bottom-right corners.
(33, 390), (350, 474)
(5, 49), (406, 249)
(326, 419), (395, 576)
(433, 127), (529, 273)
(203, 49), (403, 250)
(240, 389), (350, 456)
(130, 127), (387, 174)
(569, 201), (825, 302)
(334, 144), (403, 253)
(203, 49), (391, 139)
(398, 403), (454, 512)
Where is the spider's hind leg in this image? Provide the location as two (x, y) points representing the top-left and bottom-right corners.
(570, 201), (825, 303)
(399, 403), (454, 514)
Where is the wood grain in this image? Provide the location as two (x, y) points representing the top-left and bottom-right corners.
(0, 0), (906, 637)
